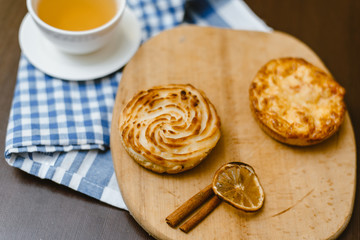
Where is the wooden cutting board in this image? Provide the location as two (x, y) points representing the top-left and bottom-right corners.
(110, 26), (356, 240)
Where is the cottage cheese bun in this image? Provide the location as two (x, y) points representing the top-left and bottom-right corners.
(249, 58), (346, 146)
(119, 84), (221, 173)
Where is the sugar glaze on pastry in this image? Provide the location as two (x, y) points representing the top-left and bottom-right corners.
(249, 58), (346, 146)
(119, 84), (221, 173)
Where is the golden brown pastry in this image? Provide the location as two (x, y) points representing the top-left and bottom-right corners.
(119, 84), (221, 173)
(249, 57), (346, 146)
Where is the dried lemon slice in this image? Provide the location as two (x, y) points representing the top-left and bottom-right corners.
(212, 162), (264, 211)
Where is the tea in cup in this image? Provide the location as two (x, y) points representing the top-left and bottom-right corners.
(26, 0), (126, 54)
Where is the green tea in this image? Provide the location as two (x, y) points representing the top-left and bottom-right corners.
(37, 0), (117, 31)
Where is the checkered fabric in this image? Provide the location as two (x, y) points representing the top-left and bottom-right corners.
(5, 0), (270, 209)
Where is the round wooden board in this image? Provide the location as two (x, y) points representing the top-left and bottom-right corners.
(110, 26), (356, 240)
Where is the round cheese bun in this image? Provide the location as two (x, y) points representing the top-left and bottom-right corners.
(249, 58), (346, 146)
(119, 84), (221, 174)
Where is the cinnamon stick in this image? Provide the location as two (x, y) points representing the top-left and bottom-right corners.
(166, 184), (214, 227)
(179, 195), (222, 233)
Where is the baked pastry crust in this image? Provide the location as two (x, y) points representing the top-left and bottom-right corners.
(119, 84), (221, 173)
(249, 58), (346, 146)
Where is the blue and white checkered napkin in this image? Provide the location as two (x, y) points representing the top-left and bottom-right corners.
(5, 0), (271, 210)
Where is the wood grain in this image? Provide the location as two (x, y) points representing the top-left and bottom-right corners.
(111, 26), (356, 239)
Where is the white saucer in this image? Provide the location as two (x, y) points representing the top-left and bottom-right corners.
(19, 7), (142, 81)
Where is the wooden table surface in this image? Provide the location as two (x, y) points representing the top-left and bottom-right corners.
(0, 0), (359, 239)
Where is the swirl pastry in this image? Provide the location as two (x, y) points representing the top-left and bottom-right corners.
(119, 84), (221, 174)
(249, 58), (346, 146)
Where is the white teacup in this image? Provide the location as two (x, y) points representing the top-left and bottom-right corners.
(26, 0), (126, 55)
